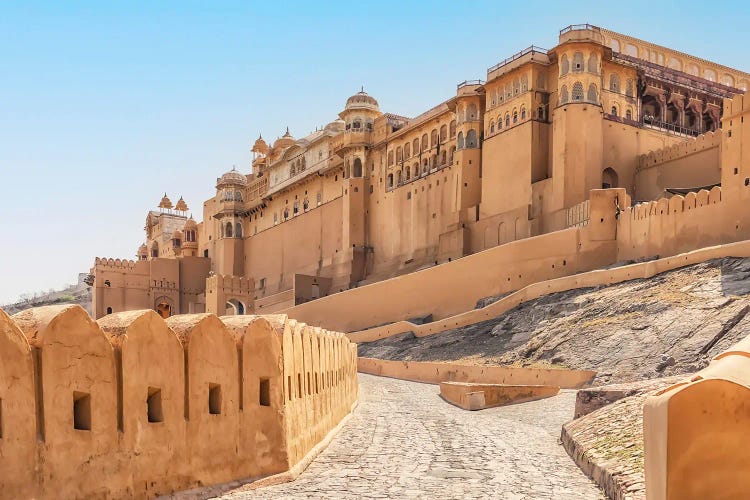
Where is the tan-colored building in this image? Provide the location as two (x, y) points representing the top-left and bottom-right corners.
(91, 24), (749, 320)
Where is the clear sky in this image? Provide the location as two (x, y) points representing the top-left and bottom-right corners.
(1, 0), (749, 304)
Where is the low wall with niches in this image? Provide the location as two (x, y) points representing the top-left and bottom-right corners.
(644, 334), (750, 499)
(0, 305), (357, 499)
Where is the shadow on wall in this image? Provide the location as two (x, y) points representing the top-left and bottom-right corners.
(0, 305), (358, 499)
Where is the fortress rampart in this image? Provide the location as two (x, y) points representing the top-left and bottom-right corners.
(0, 305), (357, 499)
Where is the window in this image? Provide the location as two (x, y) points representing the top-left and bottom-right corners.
(405, 166), (411, 180)
(413, 138), (420, 153)
(421, 134), (429, 151)
(609, 74), (620, 92)
(440, 124), (447, 141)
(259, 379), (270, 407)
(467, 103), (478, 120)
(209, 383), (222, 415)
(106, 307), (112, 315)
(203, 249), (209, 258)
(353, 158), (363, 177)
(396, 146), (402, 163)
(505, 114), (510, 127)
(560, 54), (569, 75)
(449, 120), (456, 138)
(466, 129), (477, 148)
(626, 108), (633, 120)
(293, 201), (299, 214)
(430, 129), (438, 148)
(572, 82), (584, 101)
(303, 199), (309, 211)
(397, 170), (402, 185)
(521, 108), (526, 120)
(387, 150), (394, 166)
(73, 391), (91, 431)
(497, 116), (502, 129)
(317, 192), (322, 205)
(573, 52), (584, 72)
(587, 83), (598, 103)
(225, 222), (233, 238)
(588, 53), (598, 74)
(560, 85), (569, 104)
(235, 222), (242, 238)
(611, 106), (618, 116)
(490, 120), (495, 133)
(404, 142), (410, 158)
(625, 79), (634, 97)
(513, 110), (518, 124)
(387, 173), (394, 188)
(147, 387), (163, 423)
(457, 131), (464, 149)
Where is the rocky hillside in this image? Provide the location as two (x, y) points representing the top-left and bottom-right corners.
(358, 258), (750, 385)
(2, 280), (92, 316)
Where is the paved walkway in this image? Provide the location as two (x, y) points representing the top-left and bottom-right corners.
(226, 374), (602, 499)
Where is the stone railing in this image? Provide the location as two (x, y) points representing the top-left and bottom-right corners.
(0, 305), (357, 499)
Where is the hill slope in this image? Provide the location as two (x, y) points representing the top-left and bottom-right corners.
(358, 257), (750, 385)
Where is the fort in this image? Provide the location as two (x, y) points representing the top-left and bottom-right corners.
(3, 22), (750, 499)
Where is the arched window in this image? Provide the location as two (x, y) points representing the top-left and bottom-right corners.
(609, 74), (620, 92)
(440, 124), (447, 141)
(457, 131), (464, 149)
(513, 78), (520, 95)
(405, 166), (410, 180)
(303, 199), (309, 210)
(466, 129), (477, 148)
(293, 201), (299, 214)
(413, 163), (419, 177)
(225, 222), (233, 238)
(587, 83), (598, 103)
(560, 85), (569, 104)
(513, 110), (518, 124)
(387, 150), (394, 166)
(413, 138), (420, 154)
(625, 79), (634, 97)
(588, 53), (598, 74)
(467, 103), (478, 120)
(626, 108), (633, 120)
(235, 222), (242, 238)
(387, 174), (393, 188)
(560, 54), (569, 75)
(573, 52), (584, 72)
(611, 106), (618, 116)
(283, 208), (289, 220)
(353, 158), (363, 177)
(505, 114), (510, 127)
(449, 120), (456, 138)
(490, 120), (495, 133)
(441, 150), (446, 164)
(572, 82), (584, 101)
(521, 74), (528, 92)
(521, 107), (527, 120)
(404, 142), (410, 158)
(396, 146), (402, 163)
(431, 129), (438, 147)
(421, 133), (429, 151)
(352, 119), (361, 130)
(448, 147), (455, 164)
(497, 116), (503, 129)
(397, 170), (402, 185)
(602, 167), (619, 189)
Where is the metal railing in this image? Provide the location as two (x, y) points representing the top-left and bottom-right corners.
(457, 79), (485, 90)
(559, 23), (600, 35)
(642, 117), (702, 137)
(487, 46), (548, 74)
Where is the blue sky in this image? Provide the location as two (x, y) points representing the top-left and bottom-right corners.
(1, 0), (749, 304)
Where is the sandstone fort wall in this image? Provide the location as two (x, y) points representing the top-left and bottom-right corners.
(0, 305), (357, 499)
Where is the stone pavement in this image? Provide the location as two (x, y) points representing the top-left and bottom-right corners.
(225, 374), (602, 499)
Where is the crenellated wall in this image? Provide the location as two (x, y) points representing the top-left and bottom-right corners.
(0, 305), (357, 499)
(634, 131), (721, 201)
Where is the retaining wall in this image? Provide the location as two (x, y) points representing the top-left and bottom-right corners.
(0, 305), (357, 499)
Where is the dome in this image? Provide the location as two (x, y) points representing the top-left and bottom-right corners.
(273, 127), (295, 150)
(158, 193), (173, 209)
(184, 217), (197, 230)
(252, 134), (268, 154)
(138, 243), (147, 254)
(217, 167), (248, 187)
(325, 119), (346, 133)
(174, 196), (188, 212)
(345, 89), (379, 111)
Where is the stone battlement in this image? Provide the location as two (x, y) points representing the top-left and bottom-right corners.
(638, 131), (721, 171)
(93, 256), (140, 269)
(0, 305), (357, 499)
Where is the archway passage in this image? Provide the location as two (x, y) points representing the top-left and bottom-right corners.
(225, 298), (245, 315)
(156, 302), (172, 319)
(602, 168), (619, 189)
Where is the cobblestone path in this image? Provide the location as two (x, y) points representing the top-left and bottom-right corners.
(225, 374), (602, 499)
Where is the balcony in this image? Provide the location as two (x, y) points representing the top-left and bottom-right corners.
(558, 23), (603, 44)
(487, 46), (549, 82)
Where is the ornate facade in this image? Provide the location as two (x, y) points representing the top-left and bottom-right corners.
(90, 24), (749, 320)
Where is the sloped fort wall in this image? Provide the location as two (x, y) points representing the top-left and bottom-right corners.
(0, 305), (357, 499)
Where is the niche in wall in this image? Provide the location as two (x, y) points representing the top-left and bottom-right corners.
(73, 391), (91, 431)
(259, 378), (270, 407)
(208, 383), (222, 415)
(147, 387), (163, 423)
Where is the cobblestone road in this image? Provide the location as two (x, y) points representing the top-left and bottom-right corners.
(225, 374), (602, 499)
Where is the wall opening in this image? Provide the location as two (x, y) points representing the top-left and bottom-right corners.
(0, 398), (3, 438)
(208, 383), (222, 415)
(147, 387), (164, 423)
(297, 374), (302, 398)
(259, 378), (271, 407)
(287, 376), (292, 400)
(602, 167), (619, 189)
(73, 391), (91, 431)
(106, 306), (112, 315)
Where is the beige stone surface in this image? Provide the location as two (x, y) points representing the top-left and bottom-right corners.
(439, 381), (560, 410)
